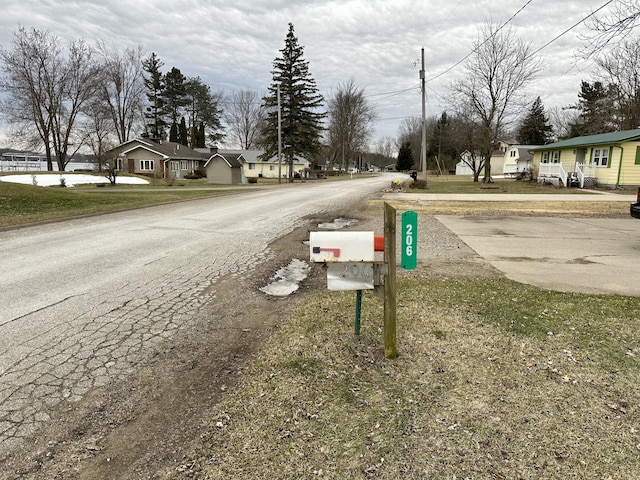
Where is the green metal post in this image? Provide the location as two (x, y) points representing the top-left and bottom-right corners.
(355, 289), (363, 335)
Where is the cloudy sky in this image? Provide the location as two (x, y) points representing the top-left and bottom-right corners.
(0, 0), (614, 147)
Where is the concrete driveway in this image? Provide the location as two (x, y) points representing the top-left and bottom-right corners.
(436, 215), (640, 296)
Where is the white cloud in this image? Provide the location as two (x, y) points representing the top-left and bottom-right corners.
(0, 0), (614, 143)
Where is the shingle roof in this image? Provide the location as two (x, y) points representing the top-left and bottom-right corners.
(119, 139), (209, 160)
(204, 153), (244, 168)
(532, 129), (640, 150)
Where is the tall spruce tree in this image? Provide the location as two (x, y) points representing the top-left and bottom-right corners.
(396, 141), (414, 171)
(178, 117), (188, 146)
(260, 23), (325, 182)
(575, 81), (616, 136)
(142, 52), (167, 140)
(184, 77), (223, 147)
(164, 67), (189, 138)
(517, 97), (553, 144)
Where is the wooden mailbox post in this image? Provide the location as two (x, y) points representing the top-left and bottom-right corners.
(309, 202), (415, 359)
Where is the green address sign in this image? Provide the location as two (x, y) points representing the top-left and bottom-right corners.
(401, 210), (417, 270)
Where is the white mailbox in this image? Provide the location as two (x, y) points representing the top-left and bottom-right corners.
(309, 231), (375, 263)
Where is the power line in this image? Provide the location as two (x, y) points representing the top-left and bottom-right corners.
(526, 0), (615, 58)
(425, 0), (616, 83)
(365, 84), (420, 102)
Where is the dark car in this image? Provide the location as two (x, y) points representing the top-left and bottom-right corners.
(631, 186), (640, 219)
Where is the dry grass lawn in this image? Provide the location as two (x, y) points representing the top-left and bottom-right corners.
(173, 276), (639, 478)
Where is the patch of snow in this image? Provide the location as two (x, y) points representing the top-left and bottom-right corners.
(318, 218), (359, 229)
(260, 259), (310, 297)
(0, 174), (149, 187)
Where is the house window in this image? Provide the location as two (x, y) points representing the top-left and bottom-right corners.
(510, 150), (516, 157)
(141, 159), (155, 171)
(270, 165), (275, 171)
(181, 160), (188, 170)
(593, 148), (609, 167)
(635, 146), (640, 165)
(248, 163), (255, 170)
(551, 151), (560, 163)
(541, 152), (549, 163)
(170, 161), (179, 171)
(116, 158), (123, 171)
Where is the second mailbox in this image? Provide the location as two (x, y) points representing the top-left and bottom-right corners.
(309, 231), (375, 263)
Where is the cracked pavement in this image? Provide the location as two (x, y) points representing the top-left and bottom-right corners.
(0, 176), (392, 463)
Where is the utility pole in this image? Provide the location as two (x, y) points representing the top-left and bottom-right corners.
(420, 47), (427, 184)
(277, 84), (282, 184)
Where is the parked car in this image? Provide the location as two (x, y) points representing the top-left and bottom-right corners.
(631, 186), (640, 219)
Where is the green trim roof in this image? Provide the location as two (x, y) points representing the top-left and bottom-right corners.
(532, 129), (640, 151)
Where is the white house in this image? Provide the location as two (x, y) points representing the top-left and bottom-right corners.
(222, 149), (310, 179)
(503, 145), (537, 176)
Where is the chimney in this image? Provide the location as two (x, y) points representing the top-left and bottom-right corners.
(210, 146), (218, 155)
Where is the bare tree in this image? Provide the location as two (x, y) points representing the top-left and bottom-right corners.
(223, 89), (265, 149)
(0, 27), (101, 171)
(326, 79), (377, 171)
(582, 1), (640, 57)
(96, 42), (146, 144)
(373, 136), (397, 159)
(596, 38), (640, 130)
(548, 105), (581, 141)
(451, 22), (541, 182)
(451, 113), (486, 182)
(0, 28), (57, 169)
(396, 116), (422, 166)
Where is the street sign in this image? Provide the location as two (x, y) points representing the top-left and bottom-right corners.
(401, 210), (417, 270)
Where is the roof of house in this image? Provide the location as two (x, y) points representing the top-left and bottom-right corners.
(118, 138), (209, 161)
(204, 153), (244, 168)
(531, 129), (640, 151)
(217, 149), (262, 163)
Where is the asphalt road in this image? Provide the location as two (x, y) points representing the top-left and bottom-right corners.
(0, 174), (392, 460)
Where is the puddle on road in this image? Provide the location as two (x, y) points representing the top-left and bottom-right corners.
(260, 259), (310, 297)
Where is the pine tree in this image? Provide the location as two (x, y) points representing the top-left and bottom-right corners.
(198, 122), (206, 148)
(179, 117), (188, 145)
(576, 81), (615, 135)
(260, 23), (325, 182)
(142, 52), (167, 140)
(164, 67), (188, 126)
(517, 97), (553, 144)
(396, 141), (414, 171)
(169, 122), (178, 142)
(184, 77), (223, 147)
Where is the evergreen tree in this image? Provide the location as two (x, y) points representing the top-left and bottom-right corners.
(517, 97), (553, 144)
(198, 122), (206, 148)
(179, 117), (188, 145)
(142, 52), (167, 140)
(428, 111), (460, 172)
(164, 67), (189, 126)
(169, 122), (178, 142)
(184, 77), (223, 147)
(568, 81), (616, 137)
(396, 141), (414, 171)
(260, 23), (325, 182)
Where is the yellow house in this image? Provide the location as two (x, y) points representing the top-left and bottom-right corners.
(218, 149), (310, 179)
(531, 129), (640, 188)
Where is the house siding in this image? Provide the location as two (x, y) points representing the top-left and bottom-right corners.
(618, 142), (640, 186)
(532, 130), (640, 188)
(122, 147), (164, 177)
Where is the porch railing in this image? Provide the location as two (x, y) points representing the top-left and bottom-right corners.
(538, 163), (567, 186)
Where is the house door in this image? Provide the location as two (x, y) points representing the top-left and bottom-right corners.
(128, 158), (135, 173)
